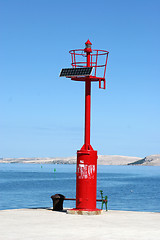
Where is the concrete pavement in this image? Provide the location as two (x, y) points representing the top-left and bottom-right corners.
(0, 208), (160, 240)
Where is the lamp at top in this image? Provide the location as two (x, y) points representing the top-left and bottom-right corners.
(85, 39), (92, 53)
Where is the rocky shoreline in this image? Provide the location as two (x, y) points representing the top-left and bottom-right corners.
(0, 154), (160, 166)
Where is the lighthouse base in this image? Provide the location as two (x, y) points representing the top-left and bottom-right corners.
(67, 208), (102, 215)
(76, 148), (98, 210)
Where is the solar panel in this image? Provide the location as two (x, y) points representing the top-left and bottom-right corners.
(59, 67), (93, 77)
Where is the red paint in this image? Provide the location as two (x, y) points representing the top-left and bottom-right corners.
(76, 149), (97, 210)
(85, 39), (92, 45)
(76, 43), (98, 210)
(62, 40), (109, 211)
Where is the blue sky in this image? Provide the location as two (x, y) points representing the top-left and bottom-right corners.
(1, 0), (160, 158)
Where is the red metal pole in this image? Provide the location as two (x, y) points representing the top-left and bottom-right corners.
(84, 52), (91, 150)
(74, 40), (100, 213)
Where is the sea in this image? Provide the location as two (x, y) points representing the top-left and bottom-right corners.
(0, 163), (160, 212)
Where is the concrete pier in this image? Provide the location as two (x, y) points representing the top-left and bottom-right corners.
(0, 208), (160, 240)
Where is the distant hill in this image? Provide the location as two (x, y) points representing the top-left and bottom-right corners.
(0, 156), (76, 164)
(98, 155), (141, 165)
(128, 154), (160, 166)
(0, 154), (160, 166)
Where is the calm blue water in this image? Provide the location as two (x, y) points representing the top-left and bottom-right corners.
(0, 164), (160, 212)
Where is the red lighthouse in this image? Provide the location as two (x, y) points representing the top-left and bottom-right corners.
(60, 40), (109, 214)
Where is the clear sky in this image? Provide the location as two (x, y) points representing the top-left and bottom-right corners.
(1, 0), (160, 158)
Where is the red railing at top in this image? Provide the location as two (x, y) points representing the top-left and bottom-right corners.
(69, 49), (109, 89)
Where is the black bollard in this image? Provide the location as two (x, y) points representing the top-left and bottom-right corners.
(51, 194), (65, 211)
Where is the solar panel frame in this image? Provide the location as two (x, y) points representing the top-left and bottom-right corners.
(59, 67), (93, 77)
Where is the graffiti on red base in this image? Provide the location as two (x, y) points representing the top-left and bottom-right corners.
(77, 164), (95, 179)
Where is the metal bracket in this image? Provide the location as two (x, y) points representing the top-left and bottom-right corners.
(99, 79), (106, 89)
